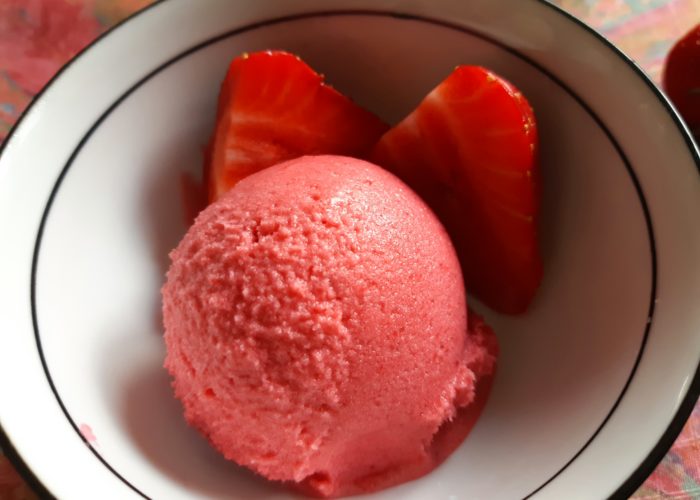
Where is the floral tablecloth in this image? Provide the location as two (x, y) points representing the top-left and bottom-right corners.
(1, 1), (699, 499)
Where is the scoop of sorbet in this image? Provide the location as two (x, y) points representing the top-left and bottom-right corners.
(162, 155), (497, 497)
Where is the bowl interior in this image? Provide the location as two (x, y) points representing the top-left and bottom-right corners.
(28, 12), (655, 499)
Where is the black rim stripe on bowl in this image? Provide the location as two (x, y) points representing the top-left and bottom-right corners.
(0, 2), (695, 498)
(27, 12), (659, 499)
(0, 3), (169, 498)
(536, 3), (700, 498)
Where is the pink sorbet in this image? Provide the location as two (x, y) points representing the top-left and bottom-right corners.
(162, 155), (498, 497)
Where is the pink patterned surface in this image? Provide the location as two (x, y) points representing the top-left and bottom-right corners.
(1, 1), (699, 499)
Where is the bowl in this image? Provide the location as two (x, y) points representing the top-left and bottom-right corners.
(1, 0), (699, 498)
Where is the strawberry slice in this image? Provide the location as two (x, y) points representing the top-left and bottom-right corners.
(371, 66), (541, 314)
(663, 24), (700, 139)
(206, 50), (389, 202)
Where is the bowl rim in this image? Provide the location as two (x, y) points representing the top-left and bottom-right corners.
(538, 6), (700, 499)
(0, 1), (698, 499)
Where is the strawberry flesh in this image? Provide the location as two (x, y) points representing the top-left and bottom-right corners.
(206, 51), (389, 202)
(371, 66), (542, 314)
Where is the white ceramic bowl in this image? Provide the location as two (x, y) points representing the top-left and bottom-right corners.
(1, 1), (699, 499)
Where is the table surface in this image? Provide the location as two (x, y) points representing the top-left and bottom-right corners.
(1, 1), (700, 499)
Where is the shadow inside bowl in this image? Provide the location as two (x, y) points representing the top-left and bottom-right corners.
(141, 150), (198, 335)
(119, 359), (290, 498)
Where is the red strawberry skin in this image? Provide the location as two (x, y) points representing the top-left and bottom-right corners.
(663, 24), (700, 138)
(371, 66), (542, 314)
(206, 51), (389, 201)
